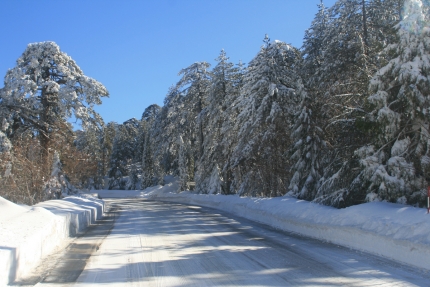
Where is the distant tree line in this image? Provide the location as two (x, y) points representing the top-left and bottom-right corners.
(1, 0), (429, 208)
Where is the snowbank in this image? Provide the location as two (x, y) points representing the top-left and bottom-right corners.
(156, 193), (430, 271)
(0, 195), (104, 286)
(98, 176), (430, 271)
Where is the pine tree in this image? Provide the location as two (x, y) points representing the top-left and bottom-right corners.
(75, 124), (105, 188)
(150, 86), (184, 181)
(177, 62), (211, 166)
(219, 60), (246, 194)
(44, 151), (74, 199)
(307, 0), (405, 206)
(301, 0), (329, 83)
(101, 122), (116, 183)
(1, 42), (108, 176)
(108, 118), (141, 189)
(288, 82), (326, 200)
(230, 36), (301, 197)
(141, 104), (160, 188)
(353, 0), (430, 205)
(195, 50), (240, 194)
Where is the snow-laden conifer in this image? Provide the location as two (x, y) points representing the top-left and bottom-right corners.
(195, 50), (241, 194)
(353, 0), (430, 204)
(108, 118), (141, 189)
(177, 62), (211, 165)
(1, 42), (108, 175)
(230, 36), (301, 197)
(301, 0), (329, 83)
(141, 104), (160, 189)
(0, 131), (12, 155)
(288, 82), (326, 200)
(304, 0), (405, 207)
(44, 151), (74, 199)
(75, 123), (105, 188)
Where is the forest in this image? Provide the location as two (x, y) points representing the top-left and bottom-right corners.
(0, 0), (429, 208)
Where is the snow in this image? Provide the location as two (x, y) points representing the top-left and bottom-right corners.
(0, 194), (104, 286)
(0, 131), (12, 154)
(98, 176), (430, 272)
(2, 175), (430, 285)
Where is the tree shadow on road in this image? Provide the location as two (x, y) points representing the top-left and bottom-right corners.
(15, 199), (429, 286)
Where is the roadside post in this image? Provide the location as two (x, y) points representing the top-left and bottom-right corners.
(428, 186), (430, 214)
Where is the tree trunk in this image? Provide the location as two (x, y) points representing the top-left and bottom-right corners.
(40, 87), (59, 179)
(362, 0), (369, 54)
(40, 89), (51, 178)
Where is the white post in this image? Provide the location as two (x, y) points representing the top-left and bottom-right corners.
(427, 187), (430, 214)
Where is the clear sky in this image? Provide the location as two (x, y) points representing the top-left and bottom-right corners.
(0, 0), (337, 125)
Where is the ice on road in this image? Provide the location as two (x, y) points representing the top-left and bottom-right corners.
(48, 199), (428, 286)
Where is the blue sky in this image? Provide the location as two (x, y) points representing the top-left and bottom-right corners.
(0, 0), (337, 125)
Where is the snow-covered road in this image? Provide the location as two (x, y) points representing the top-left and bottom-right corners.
(35, 198), (428, 287)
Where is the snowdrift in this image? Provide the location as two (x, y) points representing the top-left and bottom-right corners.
(0, 195), (104, 286)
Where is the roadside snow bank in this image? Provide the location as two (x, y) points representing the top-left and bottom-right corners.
(157, 193), (430, 270)
(0, 195), (104, 286)
(99, 176), (430, 271)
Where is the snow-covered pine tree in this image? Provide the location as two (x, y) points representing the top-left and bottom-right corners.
(108, 118), (141, 189)
(0, 122), (12, 155)
(0, 114), (13, 200)
(287, 1), (330, 202)
(101, 122), (116, 184)
(177, 62), (211, 164)
(301, 0), (329, 84)
(352, 0), (430, 205)
(148, 86), (188, 188)
(317, 0), (384, 160)
(75, 123), (105, 188)
(230, 36), (301, 197)
(149, 62), (211, 191)
(218, 60), (247, 194)
(288, 81), (326, 200)
(141, 104), (160, 189)
(75, 121), (115, 189)
(44, 151), (74, 199)
(195, 50), (240, 194)
(309, 0), (405, 206)
(1, 42), (108, 175)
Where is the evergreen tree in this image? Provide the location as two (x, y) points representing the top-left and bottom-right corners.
(1, 42), (108, 175)
(101, 122), (116, 183)
(141, 104), (160, 188)
(301, 0), (329, 83)
(150, 86), (185, 181)
(177, 62), (211, 165)
(75, 123), (105, 188)
(288, 83), (326, 200)
(353, 0), (430, 205)
(195, 50), (241, 194)
(108, 118), (141, 189)
(230, 36), (301, 197)
(44, 151), (74, 199)
(218, 60), (247, 194)
(308, 0), (405, 206)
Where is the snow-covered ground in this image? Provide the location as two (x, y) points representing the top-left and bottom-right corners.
(99, 176), (430, 272)
(71, 198), (428, 286)
(1, 175), (430, 285)
(0, 194), (104, 286)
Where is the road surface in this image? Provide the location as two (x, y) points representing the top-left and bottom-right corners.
(33, 199), (428, 286)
